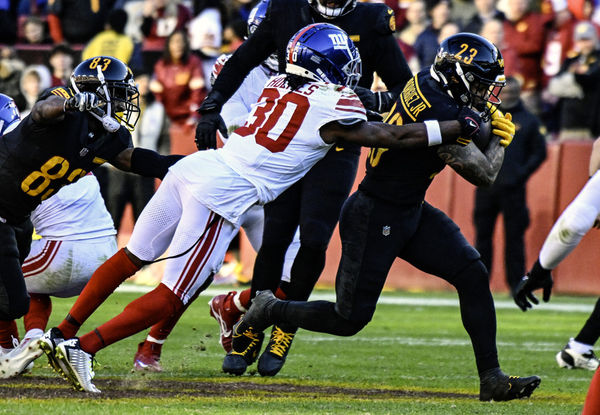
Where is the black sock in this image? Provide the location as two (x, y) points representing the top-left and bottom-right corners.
(575, 297), (600, 346)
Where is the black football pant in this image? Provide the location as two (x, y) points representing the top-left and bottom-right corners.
(473, 185), (530, 291)
(270, 191), (500, 375)
(575, 297), (600, 346)
(0, 219), (33, 320)
(250, 146), (360, 302)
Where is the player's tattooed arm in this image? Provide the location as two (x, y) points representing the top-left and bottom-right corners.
(437, 137), (505, 187)
(31, 95), (66, 124)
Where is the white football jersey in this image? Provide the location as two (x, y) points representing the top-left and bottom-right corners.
(170, 75), (366, 225)
(31, 174), (116, 240)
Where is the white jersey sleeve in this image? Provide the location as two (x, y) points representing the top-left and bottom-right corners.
(30, 174), (116, 240)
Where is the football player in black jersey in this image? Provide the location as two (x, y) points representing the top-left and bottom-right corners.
(235, 33), (542, 401)
(202, 0), (415, 377)
(0, 56), (181, 322)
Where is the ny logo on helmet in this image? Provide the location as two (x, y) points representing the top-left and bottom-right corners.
(329, 33), (349, 49)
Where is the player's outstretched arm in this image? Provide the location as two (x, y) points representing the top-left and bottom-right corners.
(111, 148), (184, 179)
(320, 119), (468, 149)
(31, 95), (67, 123)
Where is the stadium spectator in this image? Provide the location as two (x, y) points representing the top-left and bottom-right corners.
(18, 65), (52, 117)
(47, 0), (118, 44)
(480, 19), (523, 78)
(17, 0), (48, 16)
(105, 72), (165, 230)
(21, 16), (52, 45)
(189, 0), (226, 83)
(547, 21), (600, 141)
(82, 9), (135, 65)
(140, 0), (192, 51)
(47, 43), (74, 87)
(438, 21), (461, 41)
(413, 0), (452, 68)
(151, 29), (205, 155)
(221, 19), (247, 53)
(503, 0), (552, 114)
(473, 76), (547, 294)
(463, 0), (505, 34)
(398, 0), (428, 47)
(0, 47), (25, 109)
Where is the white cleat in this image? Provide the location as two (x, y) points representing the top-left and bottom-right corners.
(556, 346), (600, 371)
(55, 338), (100, 393)
(0, 334), (43, 378)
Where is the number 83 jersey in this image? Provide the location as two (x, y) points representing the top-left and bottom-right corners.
(0, 87), (132, 225)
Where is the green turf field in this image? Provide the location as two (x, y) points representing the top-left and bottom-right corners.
(0, 286), (595, 414)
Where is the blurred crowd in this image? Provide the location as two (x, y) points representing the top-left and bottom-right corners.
(0, 0), (599, 231)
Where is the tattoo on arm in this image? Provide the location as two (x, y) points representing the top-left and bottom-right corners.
(437, 137), (505, 186)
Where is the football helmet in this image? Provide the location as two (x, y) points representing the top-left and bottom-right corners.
(0, 93), (20, 135)
(70, 56), (140, 130)
(247, 0), (278, 72)
(286, 23), (361, 89)
(432, 33), (505, 120)
(308, 0), (356, 18)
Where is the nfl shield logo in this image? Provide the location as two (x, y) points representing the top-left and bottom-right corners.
(382, 225), (391, 236)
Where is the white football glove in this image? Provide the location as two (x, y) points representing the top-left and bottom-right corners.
(64, 92), (100, 112)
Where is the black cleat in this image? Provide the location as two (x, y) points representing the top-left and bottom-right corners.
(479, 368), (541, 401)
(222, 320), (264, 375)
(258, 325), (296, 377)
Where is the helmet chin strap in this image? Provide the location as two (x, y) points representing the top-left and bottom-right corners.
(91, 66), (120, 132)
(430, 65), (456, 100)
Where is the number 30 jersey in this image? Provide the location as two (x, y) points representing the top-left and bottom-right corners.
(169, 75), (367, 225)
(0, 87), (132, 225)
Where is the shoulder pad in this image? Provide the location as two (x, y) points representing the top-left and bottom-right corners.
(38, 86), (74, 101)
(362, 3), (396, 35)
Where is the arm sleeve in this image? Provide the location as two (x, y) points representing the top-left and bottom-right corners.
(130, 148), (184, 179)
(208, 17), (277, 106)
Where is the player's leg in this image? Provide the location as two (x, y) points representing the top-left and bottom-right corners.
(501, 186), (529, 292)
(59, 188), (237, 392)
(51, 173), (184, 343)
(556, 297), (600, 370)
(473, 187), (499, 277)
(257, 147), (360, 376)
(0, 220), (33, 321)
(534, 172), (600, 274)
(400, 203), (540, 401)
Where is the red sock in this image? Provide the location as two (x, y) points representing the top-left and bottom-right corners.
(0, 320), (19, 348)
(58, 248), (139, 339)
(80, 284), (183, 355)
(275, 286), (287, 300)
(148, 288), (200, 341)
(583, 368), (600, 414)
(24, 294), (52, 332)
(239, 288), (252, 309)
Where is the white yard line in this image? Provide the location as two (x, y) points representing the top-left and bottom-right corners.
(116, 284), (595, 312)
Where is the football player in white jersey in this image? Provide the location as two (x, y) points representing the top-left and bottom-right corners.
(0, 174), (117, 378)
(131, 1), (303, 370)
(38, 23), (489, 393)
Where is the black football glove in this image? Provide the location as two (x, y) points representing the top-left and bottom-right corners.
(354, 87), (395, 113)
(456, 106), (483, 146)
(513, 259), (554, 311)
(64, 92), (100, 112)
(195, 92), (228, 150)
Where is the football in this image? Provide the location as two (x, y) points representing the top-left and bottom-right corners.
(472, 118), (492, 151)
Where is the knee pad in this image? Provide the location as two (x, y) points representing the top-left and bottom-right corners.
(300, 219), (336, 251)
(558, 203), (598, 243)
(449, 260), (488, 290)
(335, 315), (367, 337)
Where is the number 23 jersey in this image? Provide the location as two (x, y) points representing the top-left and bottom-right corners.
(0, 87), (132, 225)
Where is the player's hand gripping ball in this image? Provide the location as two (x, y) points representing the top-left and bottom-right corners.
(489, 103), (515, 148)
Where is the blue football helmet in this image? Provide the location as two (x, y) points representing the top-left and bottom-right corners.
(0, 93), (20, 135)
(247, 0), (278, 72)
(286, 23), (361, 89)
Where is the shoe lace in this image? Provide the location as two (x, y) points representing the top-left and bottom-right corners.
(238, 328), (261, 356)
(268, 327), (295, 357)
(10, 336), (19, 349)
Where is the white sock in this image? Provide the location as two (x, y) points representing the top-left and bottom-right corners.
(233, 291), (247, 313)
(569, 338), (594, 355)
(146, 335), (165, 344)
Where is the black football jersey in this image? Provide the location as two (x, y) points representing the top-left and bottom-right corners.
(359, 69), (461, 206)
(0, 87), (132, 224)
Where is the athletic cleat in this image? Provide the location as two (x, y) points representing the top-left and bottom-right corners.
(222, 321), (264, 375)
(39, 327), (68, 377)
(556, 345), (600, 371)
(55, 338), (100, 393)
(258, 325), (296, 377)
(209, 291), (243, 352)
(0, 334), (43, 378)
(479, 368), (541, 401)
(243, 290), (279, 331)
(133, 341), (163, 372)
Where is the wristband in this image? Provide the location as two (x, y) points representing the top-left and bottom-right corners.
(424, 120), (442, 146)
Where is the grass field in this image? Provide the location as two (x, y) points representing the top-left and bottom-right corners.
(0, 285), (596, 414)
